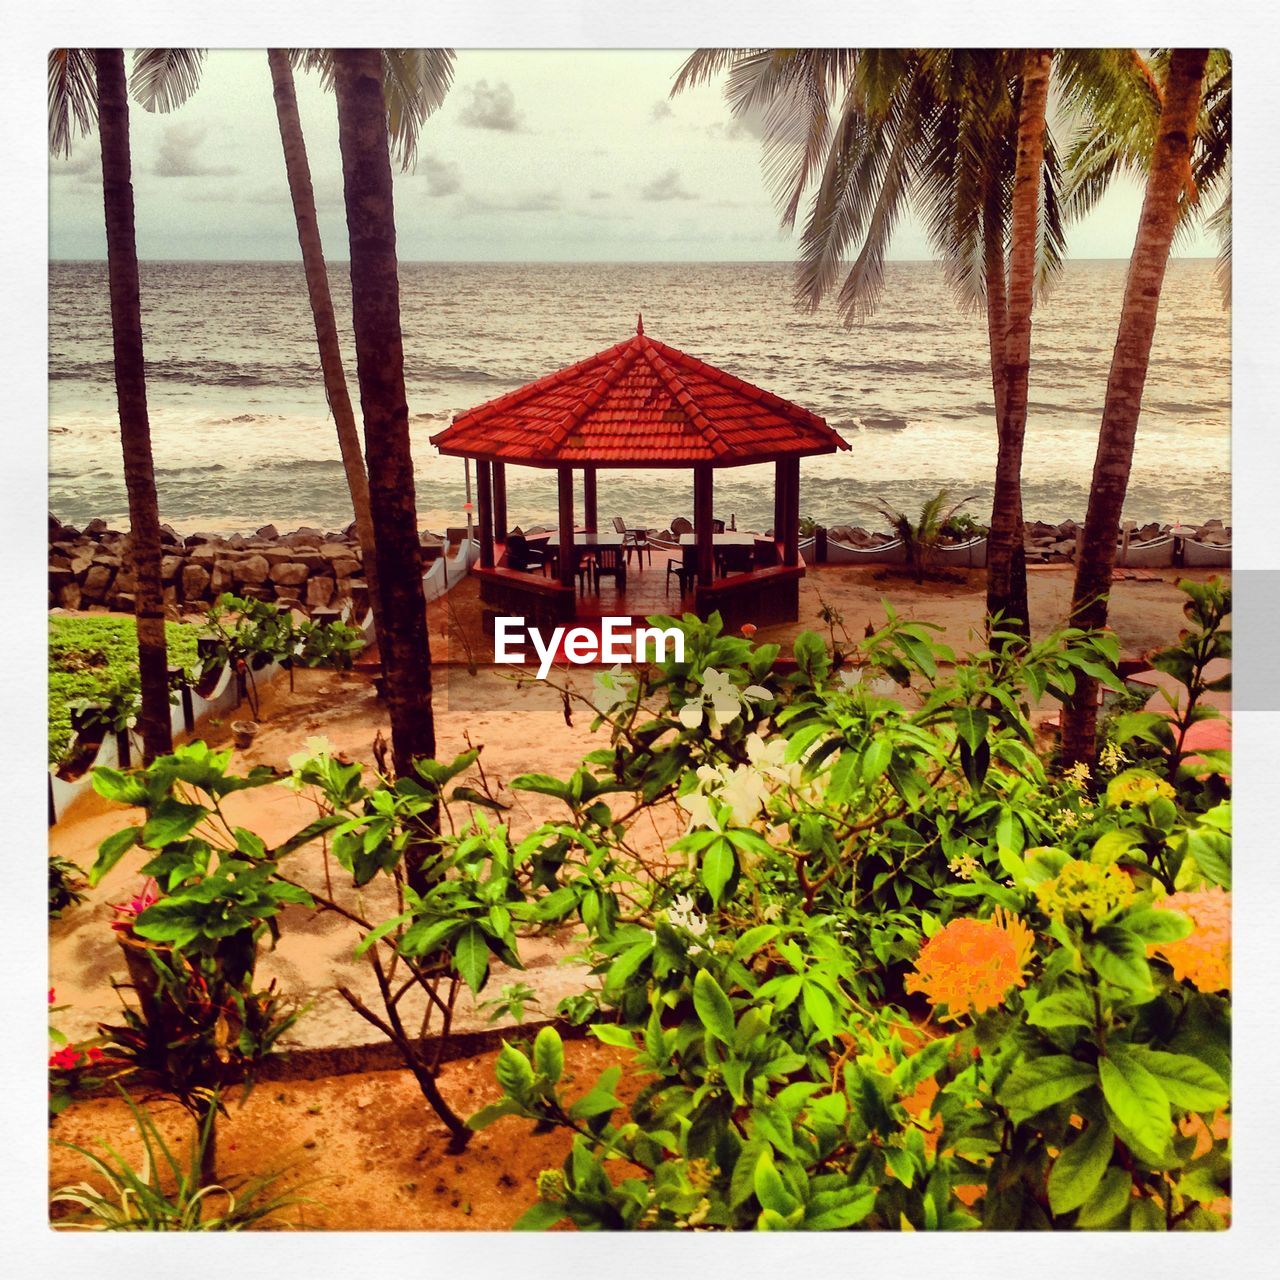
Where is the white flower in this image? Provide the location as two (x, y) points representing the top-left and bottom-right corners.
(591, 664), (635, 716)
(678, 667), (772, 735)
(666, 893), (708, 938)
(838, 667), (899, 699)
(717, 763), (771, 827)
(287, 734), (336, 774)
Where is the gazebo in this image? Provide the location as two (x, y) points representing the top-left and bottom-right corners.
(429, 318), (848, 629)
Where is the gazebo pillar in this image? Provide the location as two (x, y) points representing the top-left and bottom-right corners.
(780, 456), (801, 566)
(476, 459), (495, 569)
(693, 463), (715, 585)
(492, 462), (508, 543)
(557, 465), (576, 587)
(583, 466), (598, 533)
(773, 464), (785, 543)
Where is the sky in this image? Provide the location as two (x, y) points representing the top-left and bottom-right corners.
(48, 49), (1216, 263)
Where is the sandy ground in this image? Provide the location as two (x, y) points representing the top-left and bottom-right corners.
(49, 1038), (633, 1230)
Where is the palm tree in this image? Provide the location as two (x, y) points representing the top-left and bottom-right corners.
(48, 50), (203, 761)
(674, 51), (1157, 639)
(265, 50), (454, 658)
(1060, 49), (1217, 764)
(331, 49), (436, 780)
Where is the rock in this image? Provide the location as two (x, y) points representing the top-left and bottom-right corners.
(343, 521), (359, 539)
(91, 549), (121, 568)
(306, 575), (334, 609)
(114, 569), (137, 595)
(273, 587), (302, 605)
(284, 528), (325, 549)
(211, 560), (238, 595)
(83, 517), (108, 537)
(255, 524), (280, 541)
(184, 531), (214, 547)
(161, 555), (183, 581)
(81, 563), (114, 601)
(113, 593), (136, 612)
(319, 542), (353, 561)
(163, 585), (178, 606)
(49, 565), (75, 592)
(58, 582), (82, 610)
(49, 553), (71, 572)
(269, 561), (309, 587)
(330, 556), (360, 580)
(182, 564), (211, 600)
(225, 533), (247, 550)
(160, 523), (181, 545)
(1138, 522), (1162, 542)
(234, 554), (271, 586)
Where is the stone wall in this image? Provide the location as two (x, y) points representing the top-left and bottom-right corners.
(47, 515), (446, 615)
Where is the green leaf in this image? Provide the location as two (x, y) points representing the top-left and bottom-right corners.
(997, 1056), (1097, 1120)
(753, 1148), (799, 1216)
(91, 766), (148, 807)
(353, 911), (412, 958)
(452, 924), (490, 994)
(693, 969), (736, 1045)
(140, 798), (207, 848)
(90, 825), (140, 886)
(1047, 1119), (1114, 1215)
(1123, 908), (1193, 944)
(801, 982), (837, 1040)
(467, 1099), (521, 1130)
(1027, 988), (1096, 1031)
(1099, 1046), (1172, 1155)
(494, 1042), (535, 1101)
(700, 839), (735, 905)
(1127, 1048), (1228, 1112)
(804, 1185), (877, 1230)
(861, 736), (893, 785)
(588, 1023), (634, 1050)
(513, 1201), (566, 1231)
(533, 1026), (564, 1085)
(568, 1066), (622, 1120)
(1074, 1166), (1132, 1229)
(1087, 927), (1154, 997)
(951, 706), (989, 753)
(733, 925), (779, 960)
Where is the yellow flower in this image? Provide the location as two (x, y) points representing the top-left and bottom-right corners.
(905, 910), (1034, 1022)
(1150, 887), (1231, 993)
(1065, 761), (1092, 788)
(1036, 859), (1136, 923)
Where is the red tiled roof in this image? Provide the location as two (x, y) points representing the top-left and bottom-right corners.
(430, 319), (849, 467)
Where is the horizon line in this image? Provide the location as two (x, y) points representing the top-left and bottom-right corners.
(49, 255), (1219, 266)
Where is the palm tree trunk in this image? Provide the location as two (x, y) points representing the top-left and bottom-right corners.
(985, 49), (1051, 642)
(332, 49), (435, 778)
(266, 49), (385, 657)
(94, 48), (171, 762)
(1060, 49), (1210, 765)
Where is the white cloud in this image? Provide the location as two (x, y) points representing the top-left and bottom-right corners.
(153, 124), (238, 178)
(458, 80), (524, 132)
(640, 169), (698, 202)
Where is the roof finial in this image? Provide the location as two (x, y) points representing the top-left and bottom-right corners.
(636, 312), (644, 336)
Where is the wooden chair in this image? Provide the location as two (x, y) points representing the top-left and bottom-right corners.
(753, 538), (781, 568)
(505, 532), (551, 576)
(666, 543), (696, 595)
(718, 543), (753, 576)
(613, 516), (652, 568)
(592, 544), (627, 594)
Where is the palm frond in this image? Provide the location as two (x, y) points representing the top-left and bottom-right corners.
(292, 48), (455, 172)
(130, 49), (206, 113)
(48, 49), (97, 157)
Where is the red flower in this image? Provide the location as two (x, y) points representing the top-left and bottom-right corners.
(49, 1047), (81, 1071)
(741, 623), (758, 638)
(85, 1046), (105, 1064)
(48, 988), (56, 1005)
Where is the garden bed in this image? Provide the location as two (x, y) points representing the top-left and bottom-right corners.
(49, 615), (200, 763)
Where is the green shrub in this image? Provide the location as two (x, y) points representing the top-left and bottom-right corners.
(49, 617), (198, 764)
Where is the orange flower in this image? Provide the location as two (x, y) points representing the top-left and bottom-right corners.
(1150, 887), (1231, 992)
(905, 909), (1034, 1022)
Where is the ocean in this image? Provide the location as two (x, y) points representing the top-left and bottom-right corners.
(48, 259), (1231, 536)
